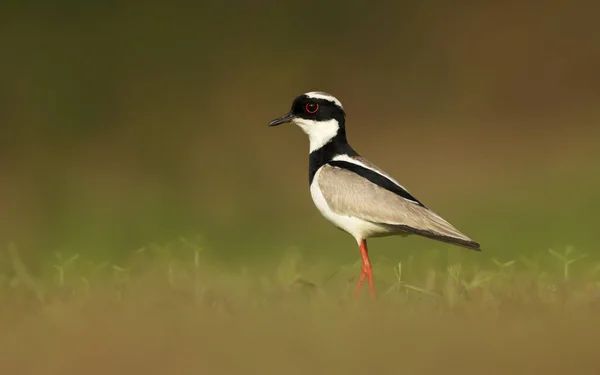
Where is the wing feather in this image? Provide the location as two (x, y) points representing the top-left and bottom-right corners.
(318, 164), (481, 250)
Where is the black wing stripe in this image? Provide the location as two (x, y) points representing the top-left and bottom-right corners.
(327, 160), (426, 207)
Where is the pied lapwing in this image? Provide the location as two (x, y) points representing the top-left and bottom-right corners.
(269, 91), (481, 298)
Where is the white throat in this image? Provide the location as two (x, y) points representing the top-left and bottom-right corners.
(293, 118), (340, 152)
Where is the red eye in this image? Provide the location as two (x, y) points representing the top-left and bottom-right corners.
(305, 103), (319, 114)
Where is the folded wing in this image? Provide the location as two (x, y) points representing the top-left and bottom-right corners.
(318, 163), (481, 251)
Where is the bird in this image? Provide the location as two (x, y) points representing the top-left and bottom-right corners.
(268, 91), (481, 298)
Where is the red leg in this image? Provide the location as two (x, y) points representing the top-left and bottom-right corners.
(353, 239), (375, 299)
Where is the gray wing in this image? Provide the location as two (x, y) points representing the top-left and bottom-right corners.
(318, 164), (481, 250)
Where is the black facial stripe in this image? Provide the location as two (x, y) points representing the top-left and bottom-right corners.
(291, 95), (345, 124)
(326, 160), (426, 207)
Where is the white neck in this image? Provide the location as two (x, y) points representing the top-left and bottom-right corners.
(293, 118), (340, 152)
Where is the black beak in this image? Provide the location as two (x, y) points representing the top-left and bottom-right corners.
(268, 112), (295, 127)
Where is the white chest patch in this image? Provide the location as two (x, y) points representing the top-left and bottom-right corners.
(309, 168), (392, 241)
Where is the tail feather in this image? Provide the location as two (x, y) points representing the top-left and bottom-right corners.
(391, 209), (482, 251)
(411, 227), (481, 251)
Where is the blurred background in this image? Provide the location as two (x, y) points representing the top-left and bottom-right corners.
(1, 0), (599, 268)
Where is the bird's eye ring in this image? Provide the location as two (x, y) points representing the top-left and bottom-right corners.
(305, 103), (319, 114)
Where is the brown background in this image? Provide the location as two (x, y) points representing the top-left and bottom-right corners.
(0, 0), (599, 264)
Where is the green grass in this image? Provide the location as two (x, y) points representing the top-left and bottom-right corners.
(1, 240), (599, 374)
(3, 240), (598, 309)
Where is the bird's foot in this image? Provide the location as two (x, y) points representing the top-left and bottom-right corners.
(353, 264), (375, 299)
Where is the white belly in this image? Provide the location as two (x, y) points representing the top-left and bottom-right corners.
(309, 170), (393, 241)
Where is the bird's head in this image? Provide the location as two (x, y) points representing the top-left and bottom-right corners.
(269, 91), (346, 152)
